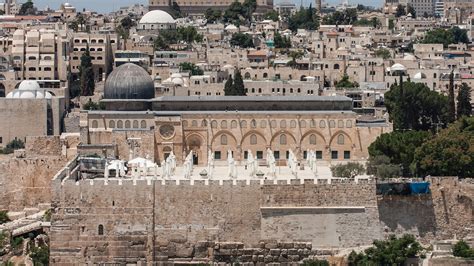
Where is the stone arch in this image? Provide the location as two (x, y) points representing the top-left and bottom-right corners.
(270, 131), (297, 147)
(91, 120), (99, 128)
(117, 120), (123, 128)
(133, 120), (139, 128)
(125, 120), (131, 128)
(109, 120), (115, 128)
(211, 130), (238, 160)
(300, 130), (327, 146)
(329, 130), (353, 146)
(221, 120), (228, 128)
(241, 130), (268, 158)
(185, 133), (205, 165)
(244, 72), (251, 79)
(141, 120), (147, 128)
(240, 130), (267, 146)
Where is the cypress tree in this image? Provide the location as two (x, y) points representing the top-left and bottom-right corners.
(232, 70), (246, 96)
(224, 75), (234, 95)
(457, 83), (472, 117)
(447, 70), (456, 122)
(79, 45), (95, 96)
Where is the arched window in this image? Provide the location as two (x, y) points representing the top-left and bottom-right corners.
(231, 120), (237, 128)
(221, 120), (227, 128)
(251, 119), (257, 128)
(192, 120), (198, 127)
(125, 120), (131, 128)
(309, 134), (316, 145)
(91, 120), (98, 128)
(280, 120), (286, 128)
(211, 120), (218, 128)
(240, 120), (247, 128)
(140, 120), (147, 128)
(337, 134), (344, 145)
(319, 120), (326, 128)
(109, 120), (115, 128)
(280, 134), (287, 145)
(290, 120), (296, 128)
(334, 64), (340, 70)
(338, 120), (344, 128)
(221, 134), (227, 145)
(201, 120), (207, 127)
(270, 120), (277, 128)
(300, 120), (307, 128)
(98, 224), (104, 235)
(263, 73), (268, 78)
(329, 120), (336, 128)
(244, 72), (251, 79)
(133, 120), (139, 128)
(250, 134), (257, 145)
(44, 56), (52, 60)
(117, 120), (123, 128)
(260, 120), (267, 128)
(182, 120), (188, 127)
(346, 120), (352, 128)
(0, 74), (5, 81)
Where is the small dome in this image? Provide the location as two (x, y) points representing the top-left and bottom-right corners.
(172, 78), (184, 85)
(413, 72), (426, 79)
(18, 80), (40, 91)
(170, 73), (182, 78)
(104, 63), (154, 99)
(391, 63), (406, 72)
(225, 24), (238, 31)
(139, 10), (175, 24)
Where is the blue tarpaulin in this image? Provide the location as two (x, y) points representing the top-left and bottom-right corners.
(409, 182), (430, 194)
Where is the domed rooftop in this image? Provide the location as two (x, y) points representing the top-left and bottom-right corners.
(18, 80), (41, 91)
(104, 63), (155, 100)
(413, 72), (426, 79)
(390, 63), (406, 72)
(139, 10), (175, 24)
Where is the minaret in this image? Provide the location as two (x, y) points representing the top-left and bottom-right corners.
(5, 0), (11, 15)
(316, 0), (322, 12)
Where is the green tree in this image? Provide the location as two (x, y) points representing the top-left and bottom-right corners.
(413, 117), (474, 178)
(274, 32), (291, 48)
(452, 240), (474, 258)
(83, 99), (105, 110)
(224, 75), (234, 96)
(1, 138), (25, 154)
(19, 0), (35, 15)
(422, 27), (469, 48)
(330, 163), (365, 178)
(0, 9), (4, 15)
(335, 74), (358, 88)
(264, 10), (279, 21)
(177, 26), (203, 44)
(242, 0), (257, 25)
(388, 19), (395, 30)
(116, 15), (135, 50)
(230, 33), (254, 48)
(349, 235), (422, 265)
(179, 62), (204, 76)
(368, 131), (432, 176)
(288, 5), (320, 32)
(287, 50), (304, 68)
(205, 8), (222, 23)
(223, 1), (245, 26)
(0, 211), (10, 224)
(447, 71), (456, 123)
(457, 83), (472, 117)
(232, 70), (246, 95)
(395, 4), (406, 17)
(170, 2), (182, 18)
(79, 46), (95, 96)
(407, 4), (416, 17)
(385, 81), (448, 131)
(366, 155), (401, 179)
(153, 35), (168, 50)
(302, 259), (330, 266)
(29, 244), (49, 265)
(322, 8), (357, 25)
(375, 48), (391, 59)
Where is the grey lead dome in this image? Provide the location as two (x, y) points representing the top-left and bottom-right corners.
(104, 63), (155, 99)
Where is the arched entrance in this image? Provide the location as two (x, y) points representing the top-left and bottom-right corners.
(186, 134), (203, 165)
(0, 83), (5, 97)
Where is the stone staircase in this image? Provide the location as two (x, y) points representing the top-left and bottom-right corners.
(0, 204), (51, 237)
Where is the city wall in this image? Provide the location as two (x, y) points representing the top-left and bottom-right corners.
(49, 172), (473, 265)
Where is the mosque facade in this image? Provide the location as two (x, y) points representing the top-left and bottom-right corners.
(78, 63), (391, 165)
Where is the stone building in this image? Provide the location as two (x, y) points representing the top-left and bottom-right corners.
(78, 63), (390, 166)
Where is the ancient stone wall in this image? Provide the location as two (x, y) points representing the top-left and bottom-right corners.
(0, 156), (67, 211)
(378, 177), (474, 243)
(50, 179), (379, 264)
(25, 136), (62, 157)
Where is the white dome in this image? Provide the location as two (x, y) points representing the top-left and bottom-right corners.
(170, 73), (182, 78)
(18, 80), (40, 91)
(225, 24), (238, 30)
(391, 63), (406, 72)
(172, 77), (184, 85)
(139, 10), (175, 24)
(413, 72), (426, 79)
